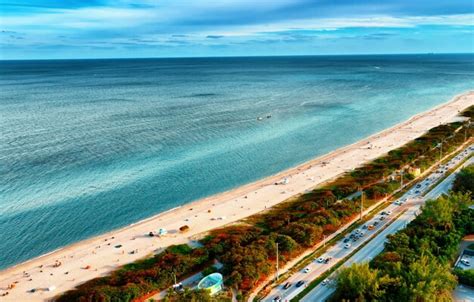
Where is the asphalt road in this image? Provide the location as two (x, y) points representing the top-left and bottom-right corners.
(300, 146), (473, 302)
(262, 144), (473, 302)
(452, 284), (474, 302)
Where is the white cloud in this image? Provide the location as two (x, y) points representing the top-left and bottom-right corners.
(202, 14), (474, 37)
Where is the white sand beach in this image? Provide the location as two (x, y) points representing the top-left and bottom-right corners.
(1, 91), (473, 301)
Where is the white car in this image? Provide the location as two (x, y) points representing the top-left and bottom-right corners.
(386, 210), (392, 215)
(344, 243), (351, 249)
(321, 279), (330, 286)
(317, 257), (325, 263)
(461, 259), (471, 266)
(303, 267), (310, 273)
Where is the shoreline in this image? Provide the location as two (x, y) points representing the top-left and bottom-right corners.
(1, 91), (473, 301)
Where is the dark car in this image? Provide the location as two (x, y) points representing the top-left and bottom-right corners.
(273, 296), (282, 302)
(283, 282), (292, 290)
(296, 280), (305, 287)
(324, 257), (332, 263)
(343, 238), (350, 243)
(373, 221), (379, 226)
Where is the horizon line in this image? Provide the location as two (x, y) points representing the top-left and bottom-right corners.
(2, 52), (474, 62)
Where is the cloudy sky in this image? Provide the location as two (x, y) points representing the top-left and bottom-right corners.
(1, 0), (473, 59)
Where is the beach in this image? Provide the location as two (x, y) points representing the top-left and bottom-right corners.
(0, 91), (473, 301)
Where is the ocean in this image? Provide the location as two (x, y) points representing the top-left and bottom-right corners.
(1, 54), (473, 269)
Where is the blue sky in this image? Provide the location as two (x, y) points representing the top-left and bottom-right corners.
(1, 0), (473, 59)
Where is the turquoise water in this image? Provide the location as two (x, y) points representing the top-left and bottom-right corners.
(1, 54), (473, 269)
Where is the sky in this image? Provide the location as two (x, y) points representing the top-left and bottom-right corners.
(0, 0), (473, 60)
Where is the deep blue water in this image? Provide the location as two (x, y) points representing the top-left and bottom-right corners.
(1, 54), (473, 269)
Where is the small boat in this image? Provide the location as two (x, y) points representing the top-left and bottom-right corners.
(257, 117), (263, 121)
(266, 114), (272, 118)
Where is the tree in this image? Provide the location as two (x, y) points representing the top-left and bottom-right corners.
(454, 268), (474, 287)
(163, 288), (213, 302)
(275, 234), (299, 253)
(452, 165), (474, 194)
(280, 222), (322, 247)
(419, 197), (454, 230)
(332, 263), (394, 301)
(400, 256), (457, 302)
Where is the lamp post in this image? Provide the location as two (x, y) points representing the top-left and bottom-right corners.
(438, 142), (443, 161)
(275, 243), (279, 281)
(400, 170), (404, 188)
(465, 121), (471, 142)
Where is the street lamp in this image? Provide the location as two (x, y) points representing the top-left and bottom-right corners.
(275, 243), (279, 281)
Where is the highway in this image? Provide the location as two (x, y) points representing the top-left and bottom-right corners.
(262, 144), (473, 302)
(300, 146), (473, 302)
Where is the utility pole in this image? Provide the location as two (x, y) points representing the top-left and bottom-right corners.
(400, 170), (404, 188)
(275, 243), (279, 281)
(438, 142), (443, 161)
(465, 122), (471, 141)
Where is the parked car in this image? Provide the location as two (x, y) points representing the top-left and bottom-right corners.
(273, 296), (281, 302)
(461, 259), (471, 266)
(317, 257), (325, 263)
(344, 243), (351, 249)
(324, 257), (332, 264)
(283, 282), (292, 289)
(343, 238), (350, 243)
(303, 267), (310, 273)
(321, 279), (330, 286)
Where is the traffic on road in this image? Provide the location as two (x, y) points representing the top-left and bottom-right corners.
(265, 144), (473, 302)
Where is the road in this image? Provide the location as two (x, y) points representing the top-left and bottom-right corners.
(300, 146), (473, 302)
(453, 284), (474, 302)
(262, 143), (473, 302)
